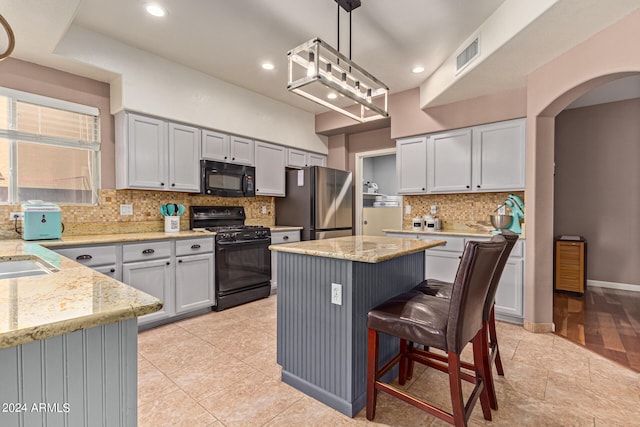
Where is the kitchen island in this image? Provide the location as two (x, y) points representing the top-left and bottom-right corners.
(270, 235), (445, 417)
(0, 240), (161, 427)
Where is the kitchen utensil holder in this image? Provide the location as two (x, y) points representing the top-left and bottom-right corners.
(164, 216), (180, 233)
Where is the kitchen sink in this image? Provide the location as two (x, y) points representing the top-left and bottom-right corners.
(0, 256), (60, 280)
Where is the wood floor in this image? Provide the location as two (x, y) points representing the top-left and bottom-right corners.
(554, 286), (640, 372)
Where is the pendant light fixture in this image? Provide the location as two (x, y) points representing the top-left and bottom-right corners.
(287, 0), (389, 123)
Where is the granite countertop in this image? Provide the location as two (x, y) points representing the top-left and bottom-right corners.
(0, 240), (162, 349)
(40, 230), (215, 247)
(269, 235), (446, 263)
(383, 228), (526, 239)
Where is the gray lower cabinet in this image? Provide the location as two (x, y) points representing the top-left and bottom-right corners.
(175, 252), (215, 313)
(385, 232), (525, 324)
(123, 258), (173, 325)
(52, 243), (121, 281)
(94, 264), (120, 281)
(269, 229), (301, 293)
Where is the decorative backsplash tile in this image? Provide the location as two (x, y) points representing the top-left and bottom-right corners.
(0, 190), (275, 239)
(402, 191), (526, 232)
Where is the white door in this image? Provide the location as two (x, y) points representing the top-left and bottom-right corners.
(427, 129), (472, 193)
(396, 136), (427, 194)
(169, 123), (201, 192)
(201, 130), (230, 162)
(127, 114), (167, 189)
(175, 253), (214, 314)
(123, 259), (173, 324)
(255, 141), (286, 196)
(229, 136), (255, 165)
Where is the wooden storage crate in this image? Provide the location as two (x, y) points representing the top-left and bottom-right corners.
(554, 237), (586, 295)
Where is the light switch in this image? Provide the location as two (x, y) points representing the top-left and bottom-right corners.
(405, 205), (411, 215)
(430, 205), (437, 215)
(331, 283), (342, 305)
(262, 205), (267, 214)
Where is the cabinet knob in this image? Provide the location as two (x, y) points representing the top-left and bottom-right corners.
(160, 182), (165, 187)
(166, 262), (170, 265)
(178, 259), (183, 263)
(142, 249), (155, 254)
(466, 185), (470, 189)
(283, 235), (289, 240)
(477, 185), (481, 188)
(422, 188), (425, 191)
(171, 183), (175, 187)
(224, 156), (227, 159)
(110, 268), (115, 273)
(232, 157), (235, 160)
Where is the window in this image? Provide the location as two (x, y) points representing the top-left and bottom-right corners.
(0, 88), (100, 205)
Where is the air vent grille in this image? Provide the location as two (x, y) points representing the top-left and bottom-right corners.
(456, 38), (479, 72)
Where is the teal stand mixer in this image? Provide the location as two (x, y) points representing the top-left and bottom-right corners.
(492, 194), (525, 234)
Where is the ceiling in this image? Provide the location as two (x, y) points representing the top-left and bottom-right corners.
(1, 0), (639, 115)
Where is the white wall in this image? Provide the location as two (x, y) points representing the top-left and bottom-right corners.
(55, 26), (327, 153)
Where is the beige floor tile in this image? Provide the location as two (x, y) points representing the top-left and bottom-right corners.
(263, 396), (357, 426)
(140, 334), (226, 375)
(212, 326), (277, 359)
(138, 388), (216, 427)
(137, 356), (179, 407)
(198, 373), (304, 427)
(492, 358), (548, 401)
(512, 338), (590, 378)
(241, 346), (282, 379)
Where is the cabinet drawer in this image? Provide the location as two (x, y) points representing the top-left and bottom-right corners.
(271, 231), (301, 245)
(428, 236), (465, 252)
(54, 245), (117, 267)
(123, 240), (171, 262)
(176, 237), (214, 256)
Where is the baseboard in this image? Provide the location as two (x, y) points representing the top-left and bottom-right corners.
(587, 280), (640, 292)
(523, 319), (554, 333)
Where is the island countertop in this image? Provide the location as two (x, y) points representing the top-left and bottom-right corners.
(269, 235), (446, 263)
(0, 240), (162, 349)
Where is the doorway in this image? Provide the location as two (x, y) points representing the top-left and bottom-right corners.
(354, 148), (402, 236)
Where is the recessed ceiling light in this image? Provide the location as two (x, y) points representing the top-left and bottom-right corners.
(261, 62), (275, 70)
(146, 4), (166, 17)
(412, 66), (425, 74)
(327, 93), (338, 100)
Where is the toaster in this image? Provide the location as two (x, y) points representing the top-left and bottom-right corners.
(22, 201), (62, 240)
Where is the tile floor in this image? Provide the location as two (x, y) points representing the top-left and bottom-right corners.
(137, 296), (640, 426)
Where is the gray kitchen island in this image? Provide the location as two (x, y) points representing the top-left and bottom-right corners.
(269, 235), (446, 417)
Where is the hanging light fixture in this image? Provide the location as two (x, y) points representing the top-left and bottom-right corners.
(287, 0), (389, 123)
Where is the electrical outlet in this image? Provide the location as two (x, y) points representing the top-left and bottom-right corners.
(9, 212), (24, 221)
(120, 204), (133, 216)
(331, 283), (342, 305)
(430, 205), (437, 215)
(262, 205), (267, 214)
(405, 205), (411, 215)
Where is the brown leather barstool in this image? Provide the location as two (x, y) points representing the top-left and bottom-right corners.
(410, 231), (519, 410)
(366, 238), (507, 427)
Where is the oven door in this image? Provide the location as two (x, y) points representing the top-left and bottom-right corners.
(215, 238), (271, 295)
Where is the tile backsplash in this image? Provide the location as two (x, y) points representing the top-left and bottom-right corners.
(402, 191), (526, 232)
(0, 190), (275, 239)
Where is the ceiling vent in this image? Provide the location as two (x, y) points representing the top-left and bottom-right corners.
(456, 37), (479, 74)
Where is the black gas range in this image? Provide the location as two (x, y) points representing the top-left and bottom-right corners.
(191, 206), (271, 311)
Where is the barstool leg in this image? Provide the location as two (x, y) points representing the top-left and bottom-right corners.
(472, 332), (492, 421)
(489, 305), (505, 376)
(399, 339), (408, 385)
(366, 328), (379, 421)
(447, 352), (466, 427)
(481, 321), (498, 410)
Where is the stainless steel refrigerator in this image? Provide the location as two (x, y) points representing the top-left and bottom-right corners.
(276, 166), (353, 240)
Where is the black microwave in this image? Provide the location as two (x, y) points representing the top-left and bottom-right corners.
(201, 160), (255, 197)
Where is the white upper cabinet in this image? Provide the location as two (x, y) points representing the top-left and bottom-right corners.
(201, 130), (230, 162)
(229, 136), (255, 166)
(116, 112), (199, 192)
(286, 148), (327, 168)
(255, 141), (286, 196)
(202, 131), (255, 166)
(472, 118), (526, 191)
(396, 136), (428, 194)
(168, 123), (201, 192)
(427, 129), (472, 193)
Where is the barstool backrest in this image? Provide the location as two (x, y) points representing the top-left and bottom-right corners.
(447, 238), (507, 353)
(483, 231), (519, 320)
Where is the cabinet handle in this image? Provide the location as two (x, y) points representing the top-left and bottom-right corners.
(191, 244), (201, 249)
(76, 254), (92, 260)
(142, 249), (155, 254)
(178, 259), (183, 263)
(283, 235), (289, 240)
(110, 268), (115, 273)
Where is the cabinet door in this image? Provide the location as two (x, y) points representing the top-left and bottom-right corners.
(494, 258), (524, 321)
(286, 148), (308, 168)
(396, 136), (427, 194)
(229, 136), (255, 165)
(201, 130), (230, 161)
(472, 119), (525, 191)
(424, 251), (460, 281)
(169, 123), (201, 192)
(127, 114), (168, 189)
(427, 129), (472, 193)
(308, 153), (327, 167)
(270, 230), (301, 291)
(175, 253), (214, 314)
(255, 141), (286, 196)
(123, 259), (173, 324)
(94, 264), (121, 282)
